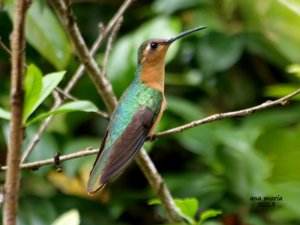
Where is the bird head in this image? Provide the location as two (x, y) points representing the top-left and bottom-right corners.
(137, 26), (207, 65)
(136, 26), (206, 92)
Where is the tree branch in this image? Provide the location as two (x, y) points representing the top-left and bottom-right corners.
(135, 150), (182, 222)
(20, 27), (105, 163)
(1, 1), (299, 221)
(49, 0), (118, 112)
(0, 36), (11, 55)
(54, 87), (110, 119)
(2, 87), (300, 172)
(21, 5), (126, 162)
(151, 87), (300, 140)
(2, 147), (98, 170)
(1, 86), (299, 222)
(3, 0), (30, 224)
(21, 96), (63, 163)
(21, 0), (131, 162)
(102, 17), (123, 76)
(49, 0), (183, 222)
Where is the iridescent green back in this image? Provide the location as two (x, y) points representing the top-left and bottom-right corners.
(90, 73), (163, 179)
(106, 78), (163, 149)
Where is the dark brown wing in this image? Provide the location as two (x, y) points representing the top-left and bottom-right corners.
(87, 130), (109, 194)
(87, 106), (157, 194)
(100, 106), (156, 185)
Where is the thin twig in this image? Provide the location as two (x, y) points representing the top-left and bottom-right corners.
(0, 36), (27, 69)
(21, 0), (128, 162)
(0, 184), (4, 206)
(3, 147), (98, 170)
(3, 87), (300, 172)
(50, 0), (118, 112)
(151, 87), (300, 139)
(94, 0), (134, 49)
(3, 0), (30, 224)
(102, 17), (123, 75)
(54, 87), (78, 101)
(2, 88), (300, 225)
(135, 150), (182, 222)
(21, 95), (63, 163)
(62, 27), (104, 94)
(55, 87), (110, 119)
(0, 36), (11, 55)
(1, 88), (300, 222)
(65, 0), (133, 91)
(137, 148), (183, 222)
(21, 37), (96, 162)
(49, 0), (182, 222)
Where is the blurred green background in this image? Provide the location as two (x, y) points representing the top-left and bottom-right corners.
(1, 0), (300, 224)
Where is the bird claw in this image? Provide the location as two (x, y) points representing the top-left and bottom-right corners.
(146, 134), (157, 142)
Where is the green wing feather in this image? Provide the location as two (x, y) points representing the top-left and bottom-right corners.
(87, 80), (163, 194)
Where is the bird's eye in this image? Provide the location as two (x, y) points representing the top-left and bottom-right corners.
(150, 42), (158, 50)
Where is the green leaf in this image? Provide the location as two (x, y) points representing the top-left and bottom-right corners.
(51, 209), (80, 225)
(23, 70), (65, 122)
(278, 0), (300, 16)
(244, 0), (300, 63)
(148, 198), (162, 205)
(174, 198), (198, 224)
(199, 209), (222, 225)
(149, 198), (200, 224)
(287, 64), (300, 78)
(39, 71), (65, 105)
(27, 1), (71, 69)
(23, 64), (43, 123)
(264, 84), (300, 100)
(197, 32), (244, 76)
(26, 100), (98, 126)
(0, 107), (11, 120)
(5, 0), (71, 69)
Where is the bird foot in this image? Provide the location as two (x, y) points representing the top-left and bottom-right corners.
(146, 134), (157, 142)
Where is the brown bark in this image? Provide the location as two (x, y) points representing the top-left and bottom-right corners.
(3, 0), (29, 224)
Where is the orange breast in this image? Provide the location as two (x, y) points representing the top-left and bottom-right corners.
(149, 95), (166, 135)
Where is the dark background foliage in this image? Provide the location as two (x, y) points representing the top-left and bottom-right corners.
(1, 0), (300, 224)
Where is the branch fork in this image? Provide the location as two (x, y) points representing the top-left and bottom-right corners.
(3, 0), (300, 224)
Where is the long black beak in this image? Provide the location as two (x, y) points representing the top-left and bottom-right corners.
(164, 26), (207, 44)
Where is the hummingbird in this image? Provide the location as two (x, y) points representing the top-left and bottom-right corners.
(87, 26), (206, 194)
